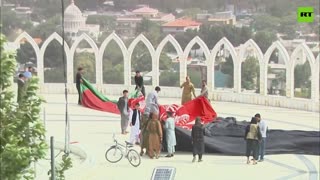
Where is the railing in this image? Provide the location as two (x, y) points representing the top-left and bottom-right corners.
(10, 32), (320, 112)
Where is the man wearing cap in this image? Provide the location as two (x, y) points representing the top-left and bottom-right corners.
(134, 71), (145, 97)
(164, 110), (176, 157)
(140, 86), (161, 156)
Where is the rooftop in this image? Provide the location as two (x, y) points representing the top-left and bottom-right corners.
(132, 6), (159, 14)
(162, 18), (201, 27)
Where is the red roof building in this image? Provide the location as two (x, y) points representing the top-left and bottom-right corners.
(162, 18), (202, 34)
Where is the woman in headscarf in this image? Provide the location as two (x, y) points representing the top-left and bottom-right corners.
(191, 117), (205, 162)
(147, 113), (163, 159)
(244, 117), (262, 165)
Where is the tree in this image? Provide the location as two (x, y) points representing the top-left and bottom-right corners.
(252, 15), (280, 32)
(241, 56), (259, 90)
(254, 31), (277, 53)
(294, 61), (311, 89)
(0, 8), (33, 39)
(159, 53), (173, 70)
(221, 55), (234, 88)
(103, 41), (125, 84)
(74, 52), (96, 83)
(136, 18), (162, 46)
(0, 34), (47, 179)
(159, 71), (180, 87)
(86, 15), (116, 32)
(29, 15), (61, 40)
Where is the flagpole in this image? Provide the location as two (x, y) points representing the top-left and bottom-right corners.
(61, 0), (70, 154)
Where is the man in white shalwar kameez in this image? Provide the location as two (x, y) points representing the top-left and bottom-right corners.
(129, 103), (141, 144)
(164, 111), (177, 157)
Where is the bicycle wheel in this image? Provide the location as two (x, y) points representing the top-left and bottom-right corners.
(105, 146), (123, 163)
(127, 149), (141, 167)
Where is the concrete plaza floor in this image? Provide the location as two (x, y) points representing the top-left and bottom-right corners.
(38, 94), (319, 180)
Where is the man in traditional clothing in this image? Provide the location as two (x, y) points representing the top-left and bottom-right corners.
(147, 112), (163, 159)
(129, 103), (141, 145)
(75, 67), (84, 105)
(117, 90), (129, 134)
(199, 80), (209, 101)
(180, 76), (196, 105)
(164, 111), (176, 157)
(134, 71), (145, 97)
(17, 73), (26, 103)
(140, 86), (161, 156)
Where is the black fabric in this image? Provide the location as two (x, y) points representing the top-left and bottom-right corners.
(134, 76), (144, 87)
(246, 139), (259, 159)
(132, 109), (139, 126)
(175, 117), (320, 155)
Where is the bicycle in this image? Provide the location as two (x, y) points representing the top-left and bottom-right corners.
(105, 134), (141, 167)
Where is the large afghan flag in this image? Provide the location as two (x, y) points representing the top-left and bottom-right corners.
(80, 78), (217, 129)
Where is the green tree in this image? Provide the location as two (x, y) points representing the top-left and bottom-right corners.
(16, 42), (37, 65)
(241, 56), (259, 90)
(252, 15), (280, 32)
(74, 52), (96, 83)
(0, 8), (33, 39)
(103, 41), (124, 84)
(221, 55), (234, 88)
(159, 71), (180, 87)
(29, 15), (61, 40)
(294, 61), (311, 89)
(136, 18), (162, 46)
(0, 34), (47, 179)
(86, 15), (116, 32)
(254, 31), (277, 53)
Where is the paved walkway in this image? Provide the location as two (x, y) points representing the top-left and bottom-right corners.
(39, 94), (319, 180)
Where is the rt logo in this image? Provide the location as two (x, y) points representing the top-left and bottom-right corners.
(297, 7), (314, 22)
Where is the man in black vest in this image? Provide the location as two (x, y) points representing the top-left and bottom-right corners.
(134, 71), (145, 97)
(129, 103), (141, 144)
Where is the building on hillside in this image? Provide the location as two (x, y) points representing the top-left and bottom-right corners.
(196, 11), (236, 26)
(162, 18), (202, 35)
(64, 0), (100, 41)
(14, 6), (32, 21)
(116, 6), (175, 38)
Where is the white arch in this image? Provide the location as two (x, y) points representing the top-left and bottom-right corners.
(14, 32), (40, 52)
(154, 34), (183, 86)
(98, 32), (127, 85)
(238, 39), (264, 63)
(290, 43), (315, 70)
(210, 37), (238, 91)
(238, 39), (264, 93)
(70, 33), (100, 84)
(263, 41), (291, 96)
(40, 32), (71, 83)
(182, 36), (211, 87)
(14, 32), (42, 82)
(127, 34), (155, 86)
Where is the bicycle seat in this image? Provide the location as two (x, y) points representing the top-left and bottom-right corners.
(125, 141), (133, 147)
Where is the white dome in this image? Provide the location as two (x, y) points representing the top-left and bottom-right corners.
(64, 1), (82, 19)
